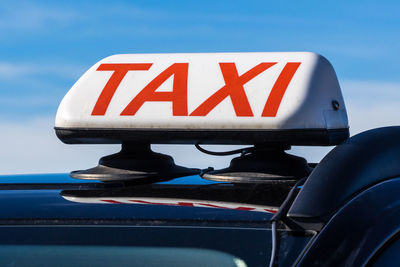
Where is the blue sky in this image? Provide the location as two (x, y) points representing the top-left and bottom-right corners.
(1, 0), (400, 174)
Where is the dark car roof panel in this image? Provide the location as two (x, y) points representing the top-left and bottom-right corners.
(0, 174), (292, 226)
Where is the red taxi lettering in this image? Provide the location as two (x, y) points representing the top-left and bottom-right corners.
(264, 208), (277, 213)
(190, 62), (276, 117)
(101, 199), (125, 204)
(177, 202), (195, 207)
(128, 199), (194, 207)
(92, 63), (152, 115)
(235, 207), (257, 211)
(100, 199), (277, 213)
(198, 203), (255, 211)
(92, 62), (301, 117)
(129, 199), (172, 205)
(262, 62), (301, 117)
(121, 63), (189, 116)
(129, 199), (257, 211)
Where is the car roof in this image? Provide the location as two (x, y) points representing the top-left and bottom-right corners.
(0, 174), (291, 226)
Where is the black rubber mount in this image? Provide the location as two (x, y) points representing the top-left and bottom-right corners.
(202, 144), (312, 184)
(70, 142), (200, 183)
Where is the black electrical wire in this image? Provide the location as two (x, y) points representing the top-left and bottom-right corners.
(268, 177), (307, 267)
(269, 221), (278, 267)
(195, 143), (254, 156)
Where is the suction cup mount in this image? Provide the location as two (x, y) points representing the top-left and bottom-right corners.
(202, 144), (312, 184)
(70, 142), (200, 182)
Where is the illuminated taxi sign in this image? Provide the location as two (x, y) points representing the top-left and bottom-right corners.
(55, 52), (349, 145)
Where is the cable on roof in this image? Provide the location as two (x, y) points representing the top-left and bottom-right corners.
(195, 143), (254, 156)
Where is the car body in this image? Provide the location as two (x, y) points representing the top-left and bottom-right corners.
(2, 141), (400, 267)
(0, 173), (302, 267)
(2, 52), (400, 266)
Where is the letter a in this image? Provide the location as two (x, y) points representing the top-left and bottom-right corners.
(121, 63), (189, 116)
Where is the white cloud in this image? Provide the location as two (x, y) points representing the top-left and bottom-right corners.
(0, 96), (55, 108)
(0, 3), (80, 32)
(0, 63), (32, 78)
(0, 62), (86, 80)
(0, 2), (168, 38)
(342, 80), (400, 134)
(0, 117), (119, 175)
(0, 80), (399, 175)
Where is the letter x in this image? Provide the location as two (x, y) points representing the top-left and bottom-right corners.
(190, 62), (277, 116)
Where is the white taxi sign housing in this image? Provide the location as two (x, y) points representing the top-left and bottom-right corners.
(55, 52), (349, 145)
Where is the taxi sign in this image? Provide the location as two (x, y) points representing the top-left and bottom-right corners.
(55, 52), (348, 145)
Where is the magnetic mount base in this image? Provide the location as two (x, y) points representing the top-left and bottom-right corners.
(70, 142), (200, 183)
(202, 145), (312, 184)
